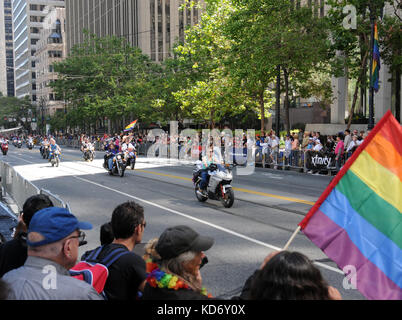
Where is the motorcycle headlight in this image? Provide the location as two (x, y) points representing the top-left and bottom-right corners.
(116, 155), (121, 160)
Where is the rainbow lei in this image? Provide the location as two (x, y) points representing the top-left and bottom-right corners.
(146, 261), (212, 298)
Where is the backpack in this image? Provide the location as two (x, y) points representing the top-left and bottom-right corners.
(69, 245), (130, 299)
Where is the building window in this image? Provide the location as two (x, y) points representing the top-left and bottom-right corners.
(150, 0), (156, 61)
(179, 0), (184, 42)
(158, 0), (163, 61)
(48, 51), (62, 58)
(166, 0), (171, 56)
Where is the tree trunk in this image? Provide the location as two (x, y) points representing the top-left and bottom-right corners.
(283, 68), (290, 135)
(259, 89), (265, 136)
(210, 108), (215, 130)
(347, 49), (369, 130)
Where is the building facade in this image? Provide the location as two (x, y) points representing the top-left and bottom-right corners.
(65, 0), (203, 62)
(0, 0), (15, 96)
(34, 5), (66, 116)
(0, 1), (7, 96)
(11, 0), (65, 102)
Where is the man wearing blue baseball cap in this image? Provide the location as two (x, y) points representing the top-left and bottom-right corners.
(2, 207), (102, 300)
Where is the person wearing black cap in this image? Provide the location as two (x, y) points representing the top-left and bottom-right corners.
(2, 207), (102, 300)
(142, 225), (214, 300)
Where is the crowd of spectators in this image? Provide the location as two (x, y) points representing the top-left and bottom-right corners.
(0, 195), (343, 301)
(46, 126), (370, 173)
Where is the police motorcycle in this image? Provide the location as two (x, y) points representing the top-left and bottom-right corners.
(16, 138), (23, 148)
(103, 151), (126, 177)
(192, 161), (235, 208)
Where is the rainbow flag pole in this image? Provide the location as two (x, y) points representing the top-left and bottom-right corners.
(368, 19), (380, 130)
(291, 111), (401, 300)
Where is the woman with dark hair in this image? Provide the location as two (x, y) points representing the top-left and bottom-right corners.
(244, 251), (341, 300)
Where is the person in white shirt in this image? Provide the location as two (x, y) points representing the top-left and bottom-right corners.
(121, 136), (135, 153)
(313, 140), (323, 152)
(284, 135), (292, 166)
(269, 132), (280, 165)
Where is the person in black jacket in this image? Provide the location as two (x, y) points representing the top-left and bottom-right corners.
(0, 194), (53, 277)
(142, 225), (214, 300)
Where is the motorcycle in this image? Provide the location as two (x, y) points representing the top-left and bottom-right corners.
(103, 152), (126, 177)
(1, 142), (8, 155)
(17, 140), (22, 148)
(83, 146), (95, 162)
(49, 150), (61, 167)
(27, 141), (34, 150)
(193, 161), (235, 208)
(41, 145), (50, 159)
(124, 151), (136, 170)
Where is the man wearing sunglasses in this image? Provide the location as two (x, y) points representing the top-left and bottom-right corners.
(2, 207), (102, 300)
(81, 201), (147, 300)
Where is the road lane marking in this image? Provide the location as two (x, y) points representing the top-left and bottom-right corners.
(8, 151), (316, 206)
(73, 175), (343, 275)
(3, 153), (342, 275)
(135, 169), (315, 206)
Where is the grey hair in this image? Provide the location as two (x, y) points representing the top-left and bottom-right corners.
(160, 251), (202, 292)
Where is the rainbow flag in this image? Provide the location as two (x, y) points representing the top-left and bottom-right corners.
(124, 119), (138, 131)
(299, 111), (402, 300)
(371, 22), (381, 92)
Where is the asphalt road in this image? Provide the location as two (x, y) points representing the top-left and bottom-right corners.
(2, 144), (365, 300)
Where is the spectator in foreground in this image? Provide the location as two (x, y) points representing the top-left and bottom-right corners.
(142, 225), (214, 300)
(0, 194), (54, 277)
(241, 251), (342, 300)
(99, 221), (114, 246)
(81, 201), (147, 300)
(2, 207), (101, 300)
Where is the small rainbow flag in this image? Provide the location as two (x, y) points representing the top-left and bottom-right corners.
(371, 22), (381, 92)
(299, 111), (402, 300)
(124, 119), (138, 131)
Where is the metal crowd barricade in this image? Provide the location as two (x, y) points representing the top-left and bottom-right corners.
(40, 189), (71, 212)
(0, 161), (40, 212)
(0, 161), (71, 213)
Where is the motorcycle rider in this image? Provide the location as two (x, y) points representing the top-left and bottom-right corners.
(104, 141), (118, 174)
(48, 138), (61, 161)
(40, 137), (50, 156)
(81, 136), (94, 160)
(27, 135), (34, 148)
(199, 142), (225, 196)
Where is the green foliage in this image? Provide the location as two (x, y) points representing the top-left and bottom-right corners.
(0, 96), (34, 131)
(51, 32), (163, 130)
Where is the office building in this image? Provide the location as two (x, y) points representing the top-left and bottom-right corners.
(12, 0), (65, 102)
(35, 5), (66, 116)
(65, 0), (203, 62)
